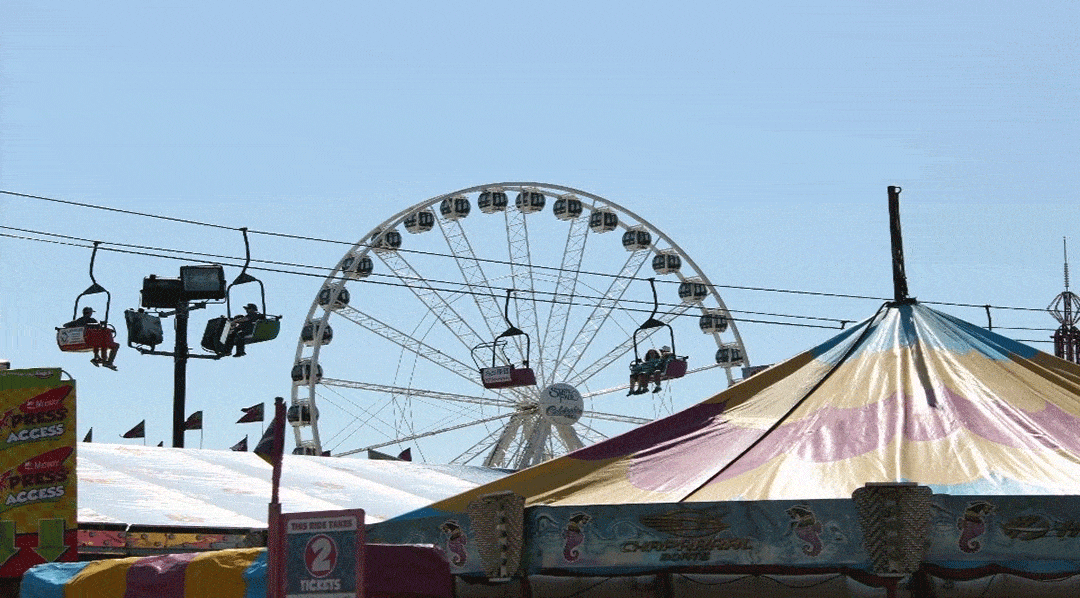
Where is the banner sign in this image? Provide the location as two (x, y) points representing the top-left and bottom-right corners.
(369, 494), (1080, 578)
(0, 368), (77, 577)
(283, 509), (365, 598)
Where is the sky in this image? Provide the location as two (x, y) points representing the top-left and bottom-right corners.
(1, 1), (1078, 463)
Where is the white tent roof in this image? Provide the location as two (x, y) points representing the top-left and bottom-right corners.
(77, 443), (508, 528)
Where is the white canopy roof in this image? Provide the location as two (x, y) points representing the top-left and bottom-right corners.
(77, 443), (507, 528)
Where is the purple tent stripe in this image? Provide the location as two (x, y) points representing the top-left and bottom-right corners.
(124, 553), (199, 598)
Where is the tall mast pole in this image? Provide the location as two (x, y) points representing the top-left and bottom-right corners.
(888, 186), (910, 303)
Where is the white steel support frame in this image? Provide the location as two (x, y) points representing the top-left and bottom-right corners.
(291, 182), (751, 466)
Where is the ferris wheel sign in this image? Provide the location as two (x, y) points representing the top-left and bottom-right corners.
(283, 509), (365, 598)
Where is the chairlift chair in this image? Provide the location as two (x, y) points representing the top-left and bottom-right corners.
(628, 278), (688, 389)
(473, 290), (537, 389)
(56, 242), (120, 356)
(200, 228), (281, 355)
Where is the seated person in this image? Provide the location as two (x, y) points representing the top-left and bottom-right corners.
(64, 307), (118, 370)
(228, 303), (265, 357)
(66, 306), (98, 328)
(628, 348), (663, 395)
(651, 346), (673, 393)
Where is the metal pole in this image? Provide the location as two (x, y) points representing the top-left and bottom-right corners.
(173, 302), (189, 448)
(888, 186), (909, 303)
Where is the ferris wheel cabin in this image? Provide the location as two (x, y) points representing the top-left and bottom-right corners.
(340, 254), (373, 279)
(403, 209), (435, 234)
(318, 286), (350, 310)
(477, 189), (509, 214)
(622, 227), (652, 251)
(515, 190), (546, 214)
(301, 320), (333, 346)
(699, 309), (729, 334)
(652, 250), (681, 275)
(371, 228), (402, 253)
(553, 194), (583, 220)
(678, 278), (709, 303)
(589, 208), (618, 233)
(440, 195), (470, 220)
(715, 344), (745, 366)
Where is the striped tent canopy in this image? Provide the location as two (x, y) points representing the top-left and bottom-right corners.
(22, 545), (452, 598)
(404, 301), (1080, 518)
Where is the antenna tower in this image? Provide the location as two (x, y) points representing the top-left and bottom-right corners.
(1047, 238), (1080, 363)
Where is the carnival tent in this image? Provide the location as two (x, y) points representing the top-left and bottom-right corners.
(394, 301), (1080, 518)
(77, 442), (507, 528)
(366, 301), (1080, 595)
(22, 544), (453, 598)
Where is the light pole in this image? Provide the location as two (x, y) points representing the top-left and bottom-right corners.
(130, 264), (228, 447)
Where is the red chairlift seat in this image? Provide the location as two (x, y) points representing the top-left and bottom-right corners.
(480, 364), (537, 390)
(474, 289), (537, 390)
(57, 323), (118, 353)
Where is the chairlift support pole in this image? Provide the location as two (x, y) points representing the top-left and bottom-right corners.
(173, 303), (190, 448)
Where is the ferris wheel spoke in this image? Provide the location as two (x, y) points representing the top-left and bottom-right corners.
(571, 420), (612, 445)
(335, 410), (518, 457)
(514, 413), (551, 469)
(552, 423), (584, 453)
(557, 250), (650, 381)
(375, 248), (486, 352)
(577, 409), (651, 425)
(436, 218), (506, 342)
(540, 208), (590, 385)
(484, 411), (530, 468)
(450, 427), (509, 465)
(335, 306), (479, 383)
(319, 378), (520, 409)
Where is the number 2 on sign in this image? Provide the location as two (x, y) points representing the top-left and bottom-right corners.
(305, 534), (338, 578)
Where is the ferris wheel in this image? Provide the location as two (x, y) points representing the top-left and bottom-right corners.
(290, 183), (750, 469)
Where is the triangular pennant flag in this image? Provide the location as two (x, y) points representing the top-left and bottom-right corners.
(83, 428), (93, 443)
(397, 448), (412, 462)
(367, 449), (398, 461)
(121, 420), (145, 439)
(254, 398), (286, 466)
(231, 436), (248, 452)
(184, 410), (203, 431)
(237, 403), (264, 423)
(156, 441), (164, 447)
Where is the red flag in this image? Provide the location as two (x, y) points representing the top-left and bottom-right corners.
(183, 410), (203, 431)
(254, 398), (286, 467)
(121, 420), (145, 439)
(237, 403), (264, 423)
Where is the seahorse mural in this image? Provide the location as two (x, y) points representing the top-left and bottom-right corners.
(786, 506), (824, 557)
(957, 501), (994, 553)
(440, 520), (468, 566)
(562, 512), (591, 562)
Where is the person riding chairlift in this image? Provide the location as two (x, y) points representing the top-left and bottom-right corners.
(228, 303), (265, 357)
(65, 306), (118, 370)
(629, 346), (669, 395)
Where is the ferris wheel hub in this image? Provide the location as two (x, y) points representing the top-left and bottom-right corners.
(538, 383), (584, 426)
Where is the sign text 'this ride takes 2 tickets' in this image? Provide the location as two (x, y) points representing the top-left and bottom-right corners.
(0, 368), (78, 577)
(283, 509), (365, 598)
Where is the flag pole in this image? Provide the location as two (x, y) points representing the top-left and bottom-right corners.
(267, 396), (286, 598)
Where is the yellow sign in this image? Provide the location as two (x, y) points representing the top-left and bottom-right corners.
(0, 368), (77, 576)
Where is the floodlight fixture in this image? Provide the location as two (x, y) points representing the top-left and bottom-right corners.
(179, 264), (226, 300)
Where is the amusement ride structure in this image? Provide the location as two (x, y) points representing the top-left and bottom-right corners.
(290, 183), (751, 469)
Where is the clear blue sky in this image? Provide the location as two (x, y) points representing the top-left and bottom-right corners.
(1, 1), (1077, 459)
